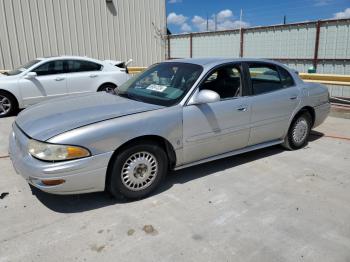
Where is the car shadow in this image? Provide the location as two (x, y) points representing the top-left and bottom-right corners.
(310, 130), (325, 141)
(31, 134), (324, 213)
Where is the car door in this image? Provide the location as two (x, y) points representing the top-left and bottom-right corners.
(66, 60), (103, 94)
(18, 60), (67, 106)
(182, 63), (251, 164)
(245, 62), (300, 146)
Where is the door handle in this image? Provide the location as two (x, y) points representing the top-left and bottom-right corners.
(289, 96), (298, 100)
(89, 74), (98, 78)
(55, 77), (65, 81)
(237, 105), (248, 112)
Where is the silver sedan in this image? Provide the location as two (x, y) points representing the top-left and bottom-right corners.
(9, 58), (330, 199)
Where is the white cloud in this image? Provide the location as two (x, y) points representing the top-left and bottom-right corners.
(192, 15), (215, 31)
(168, 8), (249, 33)
(333, 8), (350, 19)
(314, 0), (332, 6)
(167, 12), (187, 25)
(191, 9), (249, 32)
(217, 9), (233, 22)
(180, 23), (192, 32)
(192, 15), (206, 26)
(217, 20), (249, 31)
(168, 0), (182, 3)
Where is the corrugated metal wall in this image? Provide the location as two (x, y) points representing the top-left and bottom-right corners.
(318, 20), (350, 59)
(244, 24), (316, 58)
(192, 32), (240, 58)
(169, 35), (190, 58)
(168, 19), (350, 74)
(0, 0), (166, 69)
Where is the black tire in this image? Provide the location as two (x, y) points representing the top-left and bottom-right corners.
(282, 112), (312, 150)
(98, 83), (116, 94)
(0, 90), (18, 118)
(108, 142), (168, 199)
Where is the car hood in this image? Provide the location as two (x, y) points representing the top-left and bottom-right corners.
(16, 92), (163, 141)
(0, 73), (17, 79)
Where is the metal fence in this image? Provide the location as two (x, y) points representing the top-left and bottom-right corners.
(167, 18), (350, 75)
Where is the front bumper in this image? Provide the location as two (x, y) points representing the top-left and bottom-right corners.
(9, 124), (113, 195)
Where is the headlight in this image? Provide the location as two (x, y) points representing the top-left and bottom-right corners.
(28, 139), (90, 161)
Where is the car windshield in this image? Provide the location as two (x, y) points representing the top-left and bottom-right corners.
(117, 62), (203, 106)
(4, 59), (41, 76)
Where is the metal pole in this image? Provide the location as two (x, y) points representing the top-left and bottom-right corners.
(240, 28), (244, 58)
(239, 9), (244, 58)
(214, 14), (217, 31)
(313, 20), (322, 69)
(190, 33), (193, 58)
(167, 36), (171, 60)
(206, 13), (209, 31)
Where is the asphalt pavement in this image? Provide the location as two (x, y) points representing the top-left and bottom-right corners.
(0, 116), (349, 262)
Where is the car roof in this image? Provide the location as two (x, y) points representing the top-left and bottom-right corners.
(36, 56), (102, 63)
(164, 57), (288, 69)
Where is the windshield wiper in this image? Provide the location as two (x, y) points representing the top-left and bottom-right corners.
(118, 92), (143, 102)
(1, 72), (9, 76)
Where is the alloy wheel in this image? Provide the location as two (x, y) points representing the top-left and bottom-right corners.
(292, 118), (308, 144)
(0, 95), (12, 116)
(121, 151), (158, 191)
(103, 86), (116, 94)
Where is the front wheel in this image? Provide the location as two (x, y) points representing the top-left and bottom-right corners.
(282, 112), (312, 150)
(108, 142), (168, 199)
(0, 91), (17, 118)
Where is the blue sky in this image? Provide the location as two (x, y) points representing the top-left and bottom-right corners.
(166, 0), (350, 34)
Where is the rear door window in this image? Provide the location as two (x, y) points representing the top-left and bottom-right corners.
(278, 66), (295, 88)
(67, 60), (102, 73)
(248, 63), (283, 95)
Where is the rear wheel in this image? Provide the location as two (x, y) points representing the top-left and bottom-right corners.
(0, 91), (17, 118)
(282, 112), (312, 150)
(108, 142), (168, 199)
(98, 83), (116, 94)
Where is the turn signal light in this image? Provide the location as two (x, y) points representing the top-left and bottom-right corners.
(41, 179), (65, 186)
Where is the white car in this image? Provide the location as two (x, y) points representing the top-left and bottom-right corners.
(0, 56), (131, 117)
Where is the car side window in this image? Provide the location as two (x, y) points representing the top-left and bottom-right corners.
(33, 60), (65, 76)
(199, 65), (242, 100)
(248, 63), (286, 95)
(278, 66), (295, 88)
(67, 60), (102, 73)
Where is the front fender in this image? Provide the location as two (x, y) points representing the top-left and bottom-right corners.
(48, 105), (184, 162)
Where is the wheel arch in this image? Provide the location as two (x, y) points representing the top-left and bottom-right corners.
(105, 135), (177, 189)
(294, 106), (315, 127)
(97, 82), (117, 92)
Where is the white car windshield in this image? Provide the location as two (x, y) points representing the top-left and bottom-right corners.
(117, 62), (203, 106)
(4, 59), (41, 76)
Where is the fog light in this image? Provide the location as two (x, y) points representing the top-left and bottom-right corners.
(41, 179), (65, 186)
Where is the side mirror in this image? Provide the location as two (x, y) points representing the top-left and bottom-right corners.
(24, 72), (37, 79)
(190, 90), (220, 105)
